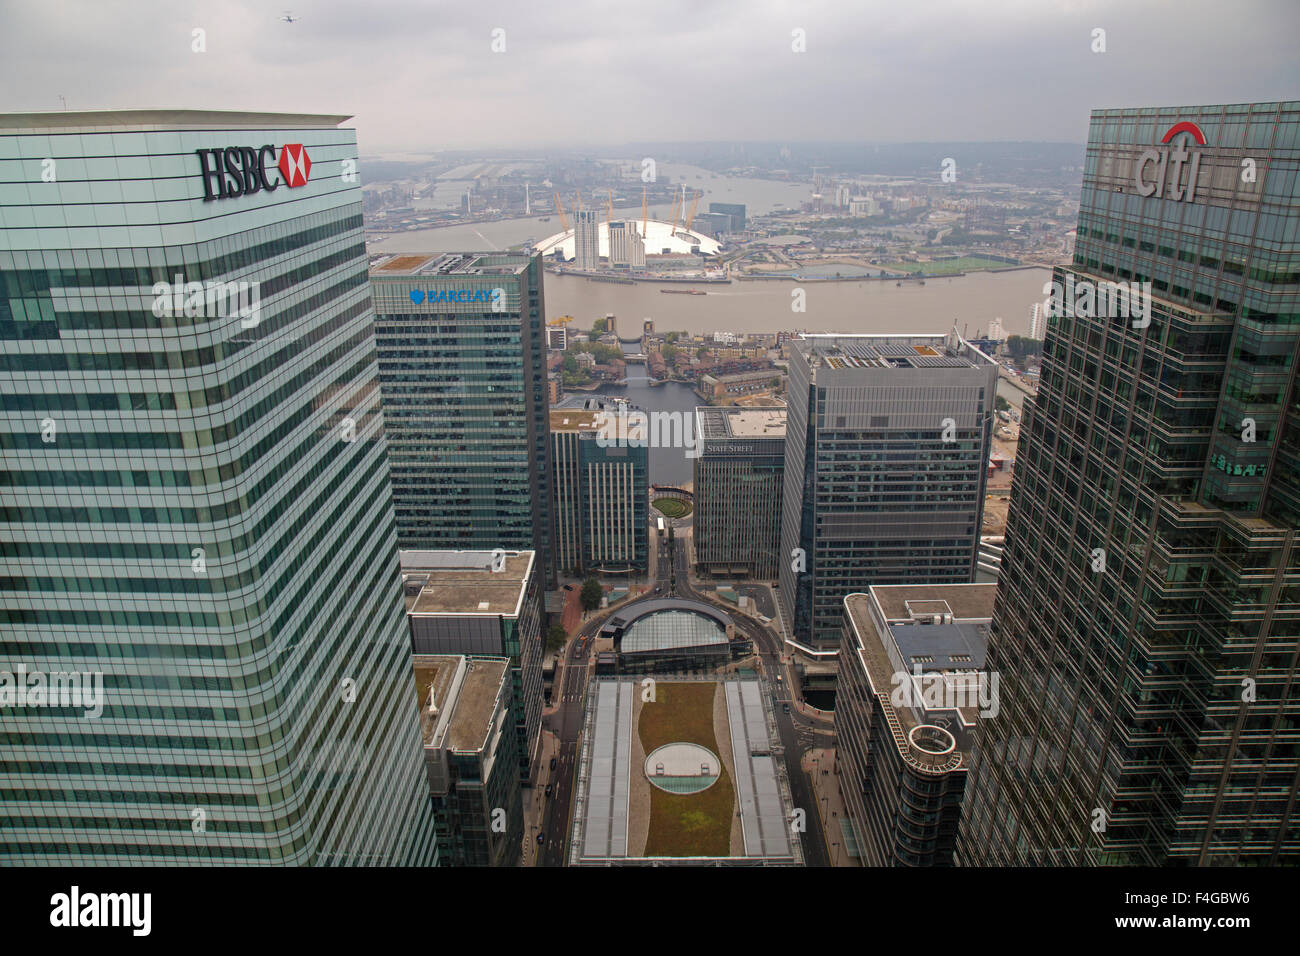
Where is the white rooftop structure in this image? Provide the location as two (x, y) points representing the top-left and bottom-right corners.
(534, 219), (722, 260)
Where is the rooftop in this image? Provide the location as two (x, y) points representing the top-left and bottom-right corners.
(697, 407), (787, 440)
(870, 583), (998, 622)
(570, 678), (796, 864)
(369, 252), (530, 277)
(798, 332), (996, 371)
(844, 583), (999, 767)
(0, 109), (352, 131)
(550, 408), (603, 431)
(401, 550), (534, 616)
(534, 219), (723, 259)
(413, 654), (510, 753)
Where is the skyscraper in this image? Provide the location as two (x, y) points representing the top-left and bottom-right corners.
(777, 333), (998, 649)
(694, 407), (786, 580)
(837, 583), (997, 866)
(401, 550), (544, 782)
(0, 110), (437, 865)
(550, 407), (648, 576)
(574, 209), (600, 271)
(958, 101), (1300, 866)
(369, 252), (552, 580)
(608, 220), (645, 270)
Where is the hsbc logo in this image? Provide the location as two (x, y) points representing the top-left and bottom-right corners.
(1134, 122), (1205, 203)
(195, 143), (312, 201)
(278, 144), (311, 188)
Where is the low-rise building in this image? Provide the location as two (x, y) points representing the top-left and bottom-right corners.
(415, 654), (521, 866)
(699, 369), (784, 401)
(837, 583), (997, 865)
(402, 550), (544, 782)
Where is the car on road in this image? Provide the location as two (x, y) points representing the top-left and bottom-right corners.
(545, 784), (553, 797)
(783, 703), (791, 714)
(550, 756), (557, 771)
(537, 832), (545, 844)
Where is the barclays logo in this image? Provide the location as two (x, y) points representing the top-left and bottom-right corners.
(407, 287), (508, 310)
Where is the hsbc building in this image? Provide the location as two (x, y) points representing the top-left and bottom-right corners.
(0, 110), (439, 865)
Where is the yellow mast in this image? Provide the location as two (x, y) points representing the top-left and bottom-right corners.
(686, 189), (701, 232)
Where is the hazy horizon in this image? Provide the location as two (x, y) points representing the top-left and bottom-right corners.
(1, 0), (1296, 152)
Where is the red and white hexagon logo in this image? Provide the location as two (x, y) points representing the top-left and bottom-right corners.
(277, 144), (312, 188)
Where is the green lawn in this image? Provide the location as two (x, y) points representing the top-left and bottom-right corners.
(652, 498), (692, 519)
(878, 255), (1013, 275)
(639, 683), (734, 857)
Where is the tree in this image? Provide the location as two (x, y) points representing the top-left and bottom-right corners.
(580, 577), (603, 611)
(1005, 335), (1043, 363)
(546, 624), (567, 652)
(995, 395), (1011, 412)
(661, 343), (678, 363)
(666, 331), (679, 343)
(591, 316), (607, 334)
(697, 346), (708, 359)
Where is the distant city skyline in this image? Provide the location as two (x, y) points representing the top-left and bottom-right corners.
(1, 0), (1296, 151)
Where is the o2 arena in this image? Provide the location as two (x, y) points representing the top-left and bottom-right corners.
(532, 219), (723, 260)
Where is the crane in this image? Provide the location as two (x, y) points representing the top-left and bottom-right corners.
(685, 189), (701, 232)
(547, 314), (574, 327)
(641, 186), (648, 236)
(667, 189), (680, 234)
(553, 192), (569, 232)
(607, 189), (614, 225)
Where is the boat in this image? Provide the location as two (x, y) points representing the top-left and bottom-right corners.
(661, 289), (706, 295)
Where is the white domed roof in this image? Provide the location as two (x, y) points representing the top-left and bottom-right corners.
(533, 219), (722, 259)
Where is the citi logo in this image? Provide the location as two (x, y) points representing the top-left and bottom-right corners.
(196, 143), (312, 201)
(1134, 122), (1205, 203)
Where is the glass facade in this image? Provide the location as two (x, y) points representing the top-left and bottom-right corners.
(0, 113), (437, 864)
(370, 254), (552, 581)
(550, 408), (648, 576)
(777, 336), (998, 648)
(958, 101), (1300, 865)
(694, 408), (786, 580)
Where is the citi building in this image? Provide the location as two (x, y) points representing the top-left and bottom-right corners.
(958, 101), (1300, 865)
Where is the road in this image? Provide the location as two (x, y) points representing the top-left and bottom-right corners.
(665, 529), (832, 867)
(537, 631), (592, 866)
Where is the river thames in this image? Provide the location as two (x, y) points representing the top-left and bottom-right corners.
(545, 267), (1051, 338)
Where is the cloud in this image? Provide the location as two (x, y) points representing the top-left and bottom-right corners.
(0, 0), (1296, 152)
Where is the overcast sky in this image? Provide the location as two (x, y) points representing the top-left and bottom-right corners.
(1, 0), (1296, 153)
